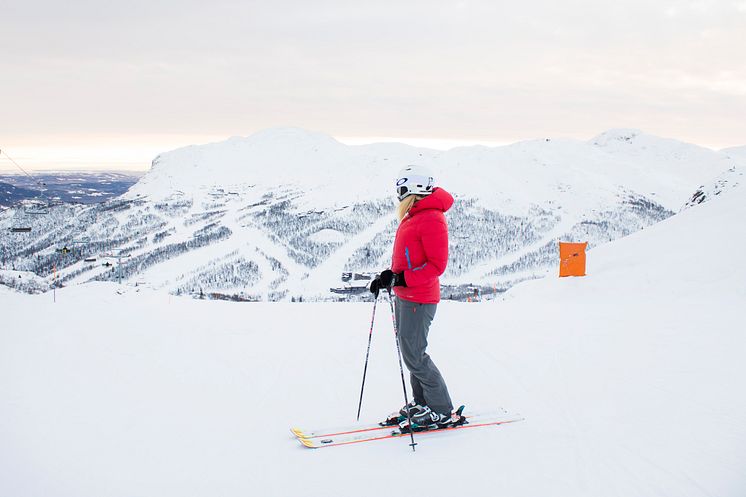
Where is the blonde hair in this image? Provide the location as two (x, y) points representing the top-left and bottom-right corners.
(397, 195), (420, 221)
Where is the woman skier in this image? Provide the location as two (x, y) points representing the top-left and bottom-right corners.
(370, 165), (461, 430)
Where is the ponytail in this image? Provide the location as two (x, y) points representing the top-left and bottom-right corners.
(397, 195), (419, 221)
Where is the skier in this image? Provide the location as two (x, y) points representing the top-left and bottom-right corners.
(369, 165), (460, 430)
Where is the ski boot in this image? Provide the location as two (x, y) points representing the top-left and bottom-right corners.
(399, 405), (467, 433)
(380, 400), (426, 426)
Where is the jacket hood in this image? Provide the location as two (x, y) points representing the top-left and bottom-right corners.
(408, 187), (454, 216)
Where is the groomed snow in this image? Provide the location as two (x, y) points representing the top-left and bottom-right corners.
(306, 228), (347, 244)
(1, 184), (745, 497)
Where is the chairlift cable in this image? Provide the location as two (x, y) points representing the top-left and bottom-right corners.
(1, 148), (36, 181)
(0, 148), (51, 203)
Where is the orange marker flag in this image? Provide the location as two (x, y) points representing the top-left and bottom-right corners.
(559, 242), (588, 277)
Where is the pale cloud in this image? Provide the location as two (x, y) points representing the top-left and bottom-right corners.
(0, 134), (227, 172)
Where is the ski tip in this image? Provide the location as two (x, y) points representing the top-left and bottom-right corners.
(298, 437), (317, 449)
(290, 427), (306, 438)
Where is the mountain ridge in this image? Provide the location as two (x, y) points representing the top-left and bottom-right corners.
(127, 127), (739, 213)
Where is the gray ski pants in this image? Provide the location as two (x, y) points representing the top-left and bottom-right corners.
(395, 297), (453, 415)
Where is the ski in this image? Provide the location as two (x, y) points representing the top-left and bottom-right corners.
(294, 412), (524, 449)
(291, 407), (511, 440)
(291, 421), (394, 440)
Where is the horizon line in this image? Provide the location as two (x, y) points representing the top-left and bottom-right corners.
(1, 129), (743, 173)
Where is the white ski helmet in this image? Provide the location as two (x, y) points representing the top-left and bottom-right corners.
(395, 165), (436, 201)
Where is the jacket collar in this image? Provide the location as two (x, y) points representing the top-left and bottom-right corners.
(407, 187), (454, 216)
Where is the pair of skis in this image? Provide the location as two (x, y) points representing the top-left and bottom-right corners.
(292, 407), (524, 449)
(295, 291), (523, 450)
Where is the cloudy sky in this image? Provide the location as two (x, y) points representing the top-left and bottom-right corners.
(1, 0), (745, 171)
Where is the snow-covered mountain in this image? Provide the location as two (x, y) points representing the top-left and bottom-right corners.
(1, 128), (741, 300)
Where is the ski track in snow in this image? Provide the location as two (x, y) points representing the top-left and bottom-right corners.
(298, 209), (395, 297)
(453, 213), (577, 284)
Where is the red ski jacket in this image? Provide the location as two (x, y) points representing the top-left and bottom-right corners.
(391, 187), (454, 304)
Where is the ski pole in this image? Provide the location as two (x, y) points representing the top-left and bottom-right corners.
(356, 297), (378, 421)
(386, 288), (417, 452)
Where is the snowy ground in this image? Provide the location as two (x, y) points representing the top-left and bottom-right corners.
(1, 185), (745, 497)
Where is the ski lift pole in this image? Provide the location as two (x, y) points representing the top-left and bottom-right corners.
(356, 297), (378, 421)
(386, 288), (417, 452)
(70, 238), (91, 257)
(101, 247), (128, 285)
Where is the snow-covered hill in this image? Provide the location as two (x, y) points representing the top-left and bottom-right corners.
(1, 172), (744, 497)
(1, 128), (741, 300)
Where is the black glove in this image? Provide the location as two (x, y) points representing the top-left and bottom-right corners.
(369, 270), (406, 298)
(369, 277), (383, 298)
(380, 269), (403, 288)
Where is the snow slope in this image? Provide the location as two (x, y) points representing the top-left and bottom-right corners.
(1, 179), (744, 495)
